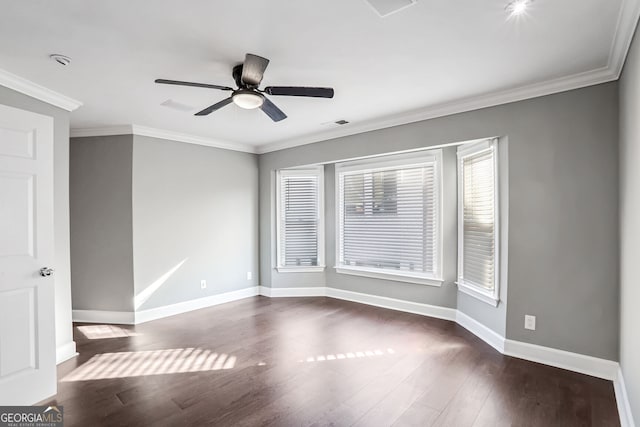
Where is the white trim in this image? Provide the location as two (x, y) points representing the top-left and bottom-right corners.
(611, 0), (640, 79)
(73, 287), (261, 325)
(276, 266), (326, 273)
(456, 281), (499, 307)
(72, 309), (135, 325)
(134, 286), (260, 324)
(258, 286), (327, 297)
(256, 287), (620, 383)
(503, 339), (619, 381)
(255, 67), (618, 154)
(325, 287), (457, 321)
(455, 311), (505, 353)
(70, 125), (134, 138)
(614, 367), (637, 427)
(456, 139), (500, 306)
(70, 124), (257, 154)
(56, 341), (78, 365)
(335, 150), (443, 283)
(335, 266), (443, 287)
(276, 166), (325, 270)
(0, 67), (83, 111)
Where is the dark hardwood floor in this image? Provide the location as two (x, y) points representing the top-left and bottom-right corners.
(46, 296), (620, 426)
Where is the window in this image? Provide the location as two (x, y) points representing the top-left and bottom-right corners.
(276, 167), (325, 272)
(457, 139), (499, 306)
(335, 151), (442, 285)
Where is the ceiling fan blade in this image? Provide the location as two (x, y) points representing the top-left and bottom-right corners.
(195, 97), (234, 116)
(155, 79), (233, 91)
(241, 54), (270, 86)
(264, 86), (334, 98)
(260, 97), (287, 122)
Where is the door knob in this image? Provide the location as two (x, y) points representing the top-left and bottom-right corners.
(39, 267), (54, 277)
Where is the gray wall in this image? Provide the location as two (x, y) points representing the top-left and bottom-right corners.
(131, 136), (259, 310)
(0, 86), (75, 359)
(70, 135), (134, 311)
(619, 26), (640, 422)
(259, 82), (619, 360)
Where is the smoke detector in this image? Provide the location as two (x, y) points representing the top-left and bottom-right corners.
(50, 54), (71, 66)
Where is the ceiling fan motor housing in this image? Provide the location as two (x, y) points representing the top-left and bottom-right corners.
(233, 64), (248, 88)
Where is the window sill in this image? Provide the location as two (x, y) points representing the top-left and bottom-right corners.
(335, 266), (443, 287)
(276, 266), (326, 273)
(456, 281), (499, 307)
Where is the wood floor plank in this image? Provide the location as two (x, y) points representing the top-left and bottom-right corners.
(45, 296), (620, 427)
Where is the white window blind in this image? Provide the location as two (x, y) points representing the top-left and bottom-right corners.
(457, 139), (499, 305)
(336, 152), (442, 284)
(277, 168), (324, 271)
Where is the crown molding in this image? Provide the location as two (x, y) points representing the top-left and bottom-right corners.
(65, 0), (640, 155)
(256, 0), (640, 154)
(0, 68), (82, 112)
(256, 66), (618, 154)
(70, 125), (258, 154)
(70, 125), (134, 138)
(610, 0), (640, 78)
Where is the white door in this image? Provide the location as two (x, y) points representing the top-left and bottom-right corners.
(0, 104), (56, 405)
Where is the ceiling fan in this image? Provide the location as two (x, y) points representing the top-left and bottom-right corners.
(155, 53), (334, 122)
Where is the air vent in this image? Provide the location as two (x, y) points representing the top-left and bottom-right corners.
(364, 0), (417, 17)
(335, 120), (350, 125)
(160, 99), (194, 112)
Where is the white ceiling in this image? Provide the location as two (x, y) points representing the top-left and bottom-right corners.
(0, 0), (637, 153)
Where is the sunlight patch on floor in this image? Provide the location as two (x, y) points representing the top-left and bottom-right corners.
(77, 324), (140, 340)
(298, 348), (395, 363)
(62, 348), (236, 381)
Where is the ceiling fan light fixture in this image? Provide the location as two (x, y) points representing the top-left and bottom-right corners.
(232, 90), (264, 109)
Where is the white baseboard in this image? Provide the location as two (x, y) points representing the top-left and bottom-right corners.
(73, 287), (260, 326)
(72, 286), (627, 422)
(325, 287), (457, 321)
(503, 339), (619, 381)
(614, 367), (637, 427)
(72, 309), (135, 325)
(56, 341), (78, 365)
(135, 286), (260, 324)
(258, 286), (619, 382)
(455, 311), (505, 353)
(259, 286), (326, 298)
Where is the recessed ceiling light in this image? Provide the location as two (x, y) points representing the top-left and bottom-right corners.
(506, 0), (532, 17)
(49, 54), (71, 66)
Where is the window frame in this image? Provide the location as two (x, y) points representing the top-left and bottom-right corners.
(276, 166), (325, 273)
(456, 138), (500, 306)
(334, 150), (444, 286)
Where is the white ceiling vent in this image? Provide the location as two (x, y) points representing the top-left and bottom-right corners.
(364, 0), (417, 17)
(160, 99), (194, 112)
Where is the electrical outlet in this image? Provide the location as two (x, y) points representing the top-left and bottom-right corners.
(524, 315), (536, 331)
(247, 272), (252, 281)
(200, 280), (207, 289)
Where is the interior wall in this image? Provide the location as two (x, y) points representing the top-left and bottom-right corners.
(619, 25), (640, 422)
(259, 82), (619, 360)
(70, 135), (135, 312)
(131, 136), (259, 310)
(0, 86), (75, 361)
